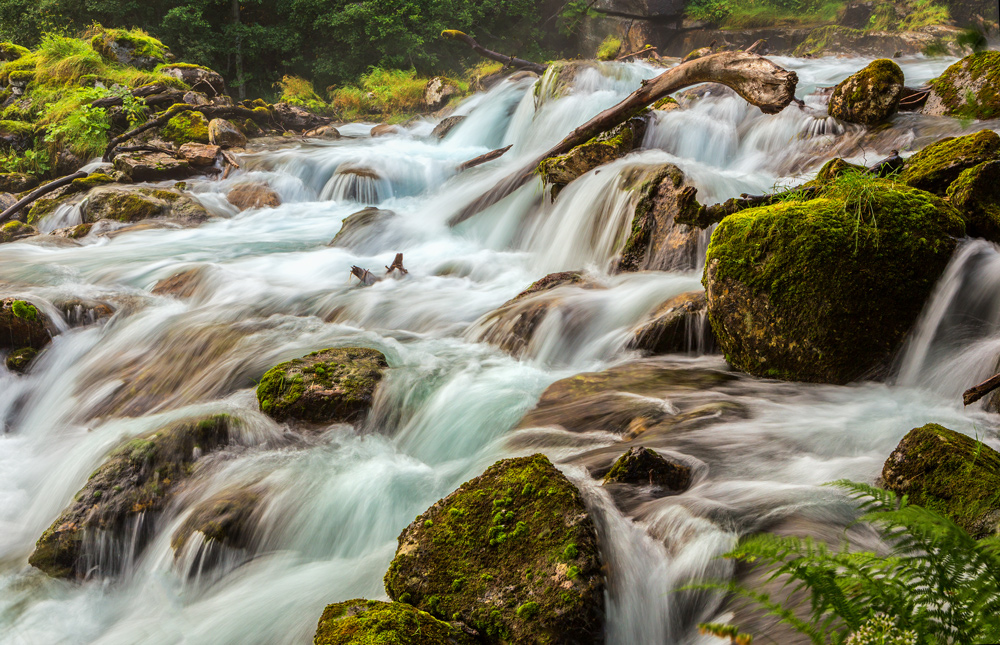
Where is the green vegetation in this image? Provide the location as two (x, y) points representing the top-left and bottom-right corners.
(11, 299), (37, 320)
(595, 35), (621, 61)
(928, 51), (1000, 120)
(276, 75), (327, 114)
(313, 599), (476, 645)
(697, 481), (1000, 644)
(686, 0), (844, 29)
(329, 67), (466, 122)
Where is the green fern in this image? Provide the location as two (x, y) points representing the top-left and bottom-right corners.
(694, 481), (1000, 644)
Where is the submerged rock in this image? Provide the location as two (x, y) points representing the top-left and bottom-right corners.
(881, 423), (1000, 538)
(256, 347), (388, 425)
(152, 267), (209, 299)
(29, 414), (233, 579)
(226, 182), (281, 211)
(704, 176), (964, 383)
(431, 115), (465, 139)
(603, 446), (691, 492)
(81, 186), (209, 224)
(538, 117), (647, 194)
(313, 599), (476, 645)
(827, 58), (904, 126)
(0, 297), (50, 351)
(924, 51), (1000, 120)
(5, 346), (37, 372)
(900, 130), (1000, 194)
(384, 454), (604, 645)
(328, 207), (396, 248)
(171, 486), (262, 555)
(626, 291), (714, 355)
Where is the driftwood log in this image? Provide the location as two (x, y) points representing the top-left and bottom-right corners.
(0, 170), (88, 225)
(459, 145), (513, 171)
(448, 50), (799, 226)
(442, 30), (547, 75)
(385, 253), (408, 275)
(964, 373), (1000, 406)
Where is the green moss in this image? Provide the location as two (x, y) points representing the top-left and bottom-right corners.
(314, 599), (475, 645)
(900, 130), (1000, 194)
(0, 42), (30, 61)
(5, 346), (37, 372)
(882, 424), (1000, 538)
(828, 58), (904, 126)
(652, 96), (679, 110)
(90, 28), (169, 66)
(596, 35), (622, 61)
(538, 117), (644, 190)
(70, 173), (115, 190)
(384, 454), (603, 644)
(0, 221), (35, 243)
(704, 174), (964, 383)
(161, 110), (210, 145)
(929, 51), (1000, 120)
(793, 25), (866, 57)
(11, 300), (37, 320)
(0, 119), (33, 138)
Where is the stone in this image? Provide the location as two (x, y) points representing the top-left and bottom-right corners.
(313, 600), (477, 645)
(29, 415), (233, 579)
(271, 102), (329, 131)
(256, 347), (388, 425)
(182, 91), (210, 106)
(0, 221), (37, 244)
(828, 59), (905, 126)
(208, 118), (247, 148)
(113, 151), (193, 182)
(81, 186), (209, 224)
(924, 51), (1000, 120)
(370, 123), (400, 138)
(704, 177), (964, 383)
(882, 423), (1000, 538)
(171, 486), (262, 555)
(591, 0), (685, 19)
(53, 298), (115, 327)
(424, 77), (461, 111)
(538, 117), (647, 193)
(328, 207), (396, 248)
(431, 115), (465, 139)
(900, 130), (1000, 195)
(178, 142), (220, 166)
(90, 28), (169, 70)
(0, 120), (32, 151)
(0, 171), (38, 192)
(947, 160), (1000, 243)
(384, 454), (604, 645)
(226, 182), (281, 211)
(161, 110), (210, 146)
(5, 346), (37, 372)
(627, 291), (714, 355)
(304, 125), (341, 140)
(160, 64), (227, 98)
(603, 446), (691, 492)
(152, 267), (208, 299)
(0, 297), (50, 351)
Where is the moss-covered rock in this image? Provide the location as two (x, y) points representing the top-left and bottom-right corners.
(161, 110), (210, 146)
(0, 119), (33, 149)
(313, 599), (477, 645)
(947, 159), (1000, 243)
(925, 51), (1000, 120)
(0, 297), (49, 351)
(828, 59), (905, 126)
(90, 28), (169, 70)
(538, 117), (647, 194)
(208, 118), (247, 148)
(626, 291), (714, 355)
(256, 347), (388, 425)
(81, 186), (209, 224)
(0, 171), (38, 192)
(384, 454), (604, 645)
(171, 486), (261, 554)
(899, 130), (1000, 194)
(603, 446), (691, 492)
(29, 414), (233, 579)
(5, 346), (37, 372)
(159, 64), (227, 98)
(703, 176), (964, 383)
(25, 184), (79, 226)
(112, 151), (193, 182)
(0, 42), (30, 62)
(881, 423), (1000, 538)
(0, 220), (36, 244)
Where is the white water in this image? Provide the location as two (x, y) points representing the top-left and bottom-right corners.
(1, 53), (998, 645)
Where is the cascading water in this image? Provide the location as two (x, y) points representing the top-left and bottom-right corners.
(1, 53), (998, 645)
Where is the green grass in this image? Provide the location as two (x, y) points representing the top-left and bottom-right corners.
(275, 75), (327, 113)
(329, 67), (467, 122)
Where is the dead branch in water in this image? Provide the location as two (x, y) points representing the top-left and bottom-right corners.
(385, 253), (408, 275)
(441, 30), (548, 75)
(0, 170), (89, 225)
(964, 373), (1000, 406)
(459, 145), (513, 171)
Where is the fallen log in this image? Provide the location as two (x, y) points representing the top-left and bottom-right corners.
(0, 170), (88, 225)
(964, 373), (1000, 406)
(458, 145), (512, 171)
(442, 30), (547, 75)
(448, 50), (799, 226)
(616, 46), (659, 62)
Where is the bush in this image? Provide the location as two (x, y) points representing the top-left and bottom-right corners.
(275, 75), (327, 113)
(329, 67), (432, 121)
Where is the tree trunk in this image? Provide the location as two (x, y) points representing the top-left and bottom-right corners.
(964, 373), (1000, 406)
(232, 0), (246, 100)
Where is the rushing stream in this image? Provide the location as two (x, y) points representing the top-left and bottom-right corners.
(1, 54), (999, 644)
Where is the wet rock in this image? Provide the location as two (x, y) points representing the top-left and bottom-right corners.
(24, 184), (80, 226)
(256, 347), (388, 425)
(881, 423), (1000, 538)
(81, 186), (209, 224)
(226, 182), (281, 211)
(947, 160), (1000, 243)
(0, 171), (38, 192)
(113, 151), (193, 182)
(793, 24), (965, 58)
(161, 110), (210, 146)
(384, 454), (604, 645)
(923, 51), (1000, 120)
(160, 64), (227, 98)
(535, 61), (597, 105)
(0, 221), (36, 244)
(431, 115), (465, 139)
(208, 118), (247, 148)
(538, 117), (647, 193)
(900, 130), (1000, 195)
(183, 91), (210, 106)
(704, 178), (964, 383)
(272, 102), (329, 131)
(828, 59), (904, 126)
(152, 267), (208, 299)
(178, 142), (220, 166)
(313, 599), (477, 645)
(50, 223), (93, 240)
(603, 446), (691, 492)
(53, 298), (115, 327)
(467, 271), (603, 358)
(171, 486), (262, 555)
(328, 207), (396, 248)
(29, 414), (233, 579)
(0, 297), (50, 351)
(0, 192), (15, 211)
(613, 164), (704, 273)
(652, 96), (681, 112)
(370, 123), (400, 138)
(305, 124), (341, 140)
(627, 291), (714, 355)
(424, 77), (461, 111)
(5, 347), (37, 372)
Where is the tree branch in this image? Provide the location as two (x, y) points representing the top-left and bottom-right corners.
(0, 170), (88, 225)
(442, 30), (548, 75)
(964, 373), (1000, 406)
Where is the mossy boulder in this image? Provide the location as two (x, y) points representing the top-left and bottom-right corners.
(81, 186), (209, 224)
(947, 160), (1000, 243)
(112, 151), (193, 182)
(538, 117), (647, 194)
(703, 177), (964, 383)
(384, 454), (604, 645)
(0, 171), (38, 192)
(900, 130), (1000, 194)
(5, 346), (37, 372)
(90, 28), (169, 70)
(0, 297), (50, 351)
(924, 51), (1000, 120)
(25, 184), (79, 226)
(828, 59), (905, 126)
(0, 119), (33, 150)
(0, 42), (30, 62)
(208, 118), (247, 148)
(161, 110), (210, 146)
(603, 446), (691, 492)
(171, 486), (261, 555)
(160, 64), (227, 98)
(256, 347), (388, 425)
(29, 414), (233, 579)
(314, 599), (477, 645)
(0, 221), (36, 244)
(881, 423), (1000, 538)
(626, 291), (714, 355)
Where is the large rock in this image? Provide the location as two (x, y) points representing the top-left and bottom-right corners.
(591, 0), (685, 18)
(226, 182), (281, 211)
(272, 102), (329, 131)
(178, 142), (220, 166)
(113, 151), (193, 182)
(81, 186), (209, 224)
(424, 77), (461, 111)
(171, 486), (261, 556)
(626, 290), (714, 355)
(431, 116), (465, 139)
(256, 347), (388, 425)
(29, 415), (233, 578)
(384, 454), (604, 645)
(882, 423), (1000, 538)
(924, 51), (1000, 120)
(947, 160), (1000, 242)
(6, 347), (38, 373)
(161, 110), (210, 146)
(828, 59), (905, 126)
(538, 117), (647, 194)
(328, 207), (396, 248)
(0, 171), (38, 192)
(313, 600), (476, 645)
(612, 164), (704, 273)
(899, 130), (1000, 195)
(0, 298), (50, 351)
(603, 446), (691, 492)
(0, 221), (37, 244)
(208, 118), (246, 148)
(160, 64), (227, 98)
(704, 178), (964, 383)
(90, 28), (169, 70)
